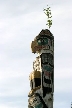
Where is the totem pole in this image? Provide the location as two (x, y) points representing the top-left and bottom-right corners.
(71, 102), (72, 108)
(28, 6), (54, 108)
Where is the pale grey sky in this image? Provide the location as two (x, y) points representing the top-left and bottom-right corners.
(0, 0), (72, 108)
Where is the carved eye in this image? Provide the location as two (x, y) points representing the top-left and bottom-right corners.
(41, 38), (48, 45)
(37, 39), (41, 45)
(38, 40), (41, 43)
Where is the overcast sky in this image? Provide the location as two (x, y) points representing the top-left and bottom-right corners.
(0, 0), (72, 108)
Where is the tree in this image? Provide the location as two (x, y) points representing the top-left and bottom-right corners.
(43, 5), (52, 29)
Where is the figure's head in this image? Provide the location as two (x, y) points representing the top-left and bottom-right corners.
(31, 29), (54, 54)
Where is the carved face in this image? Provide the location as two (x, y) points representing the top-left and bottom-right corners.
(31, 36), (54, 53)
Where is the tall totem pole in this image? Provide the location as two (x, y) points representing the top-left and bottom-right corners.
(28, 6), (54, 108)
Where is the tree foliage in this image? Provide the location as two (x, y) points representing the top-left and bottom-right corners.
(43, 5), (52, 29)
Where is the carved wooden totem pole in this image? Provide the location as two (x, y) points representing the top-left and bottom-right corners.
(28, 6), (54, 108)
